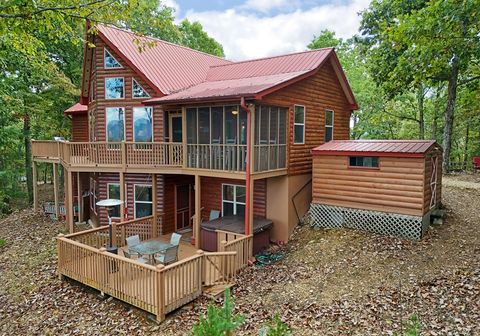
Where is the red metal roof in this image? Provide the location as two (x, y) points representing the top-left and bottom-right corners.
(146, 48), (358, 106)
(64, 102), (87, 114)
(312, 140), (439, 157)
(97, 25), (231, 95)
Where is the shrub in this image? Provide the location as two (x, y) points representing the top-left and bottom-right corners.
(259, 314), (291, 336)
(192, 288), (244, 336)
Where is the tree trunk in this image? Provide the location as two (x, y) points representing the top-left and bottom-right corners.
(442, 56), (460, 172)
(464, 123), (469, 163)
(416, 84), (425, 139)
(24, 111), (33, 204)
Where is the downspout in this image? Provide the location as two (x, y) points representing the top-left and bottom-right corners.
(240, 97), (252, 236)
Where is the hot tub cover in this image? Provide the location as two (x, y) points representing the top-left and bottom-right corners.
(201, 215), (273, 234)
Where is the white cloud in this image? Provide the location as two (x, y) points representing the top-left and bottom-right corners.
(183, 0), (370, 61)
(242, 0), (290, 13)
(161, 0), (180, 15)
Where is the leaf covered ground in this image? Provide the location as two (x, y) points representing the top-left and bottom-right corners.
(0, 175), (479, 335)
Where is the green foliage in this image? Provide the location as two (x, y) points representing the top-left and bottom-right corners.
(259, 314), (291, 336)
(0, 239), (5, 248)
(179, 20), (225, 57)
(394, 314), (421, 336)
(192, 289), (244, 336)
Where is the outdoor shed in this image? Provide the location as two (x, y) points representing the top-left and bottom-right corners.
(309, 140), (443, 239)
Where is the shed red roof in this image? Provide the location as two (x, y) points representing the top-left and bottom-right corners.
(312, 140), (439, 157)
(146, 48), (357, 107)
(64, 102), (87, 115)
(97, 25), (231, 95)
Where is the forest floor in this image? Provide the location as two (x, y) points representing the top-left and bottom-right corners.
(0, 174), (479, 335)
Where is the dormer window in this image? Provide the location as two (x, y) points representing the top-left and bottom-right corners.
(104, 48), (122, 68)
(132, 79), (150, 98)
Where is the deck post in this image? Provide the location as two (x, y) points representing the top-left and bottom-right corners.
(53, 162), (60, 219)
(194, 175), (201, 248)
(119, 172), (125, 221)
(182, 107), (187, 168)
(152, 173), (158, 237)
(32, 161), (38, 211)
(56, 233), (65, 281)
(76, 172), (82, 223)
(156, 264), (165, 322)
(66, 169), (74, 233)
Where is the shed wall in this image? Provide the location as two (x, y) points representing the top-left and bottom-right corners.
(312, 155), (426, 216)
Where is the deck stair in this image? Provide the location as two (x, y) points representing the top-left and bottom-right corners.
(203, 283), (234, 301)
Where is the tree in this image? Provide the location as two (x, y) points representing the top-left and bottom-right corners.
(359, 0), (480, 171)
(179, 20), (225, 57)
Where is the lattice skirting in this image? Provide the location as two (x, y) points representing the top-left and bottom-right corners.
(309, 203), (430, 240)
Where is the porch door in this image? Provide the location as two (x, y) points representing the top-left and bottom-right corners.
(175, 184), (192, 231)
(169, 114), (182, 143)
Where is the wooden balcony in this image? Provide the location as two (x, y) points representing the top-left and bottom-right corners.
(32, 140), (287, 174)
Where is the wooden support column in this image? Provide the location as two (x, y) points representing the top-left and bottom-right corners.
(182, 107), (187, 168)
(32, 161), (38, 211)
(53, 163), (60, 219)
(119, 172), (125, 222)
(66, 169), (74, 233)
(248, 104), (255, 258)
(76, 172), (82, 223)
(152, 173), (158, 237)
(194, 174), (201, 248)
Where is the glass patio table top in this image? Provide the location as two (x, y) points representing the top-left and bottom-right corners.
(129, 240), (173, 255)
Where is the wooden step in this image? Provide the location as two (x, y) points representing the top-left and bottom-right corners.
(203, 283), (234, 301)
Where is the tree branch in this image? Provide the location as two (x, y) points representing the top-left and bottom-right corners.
(0, 0), (109, 18)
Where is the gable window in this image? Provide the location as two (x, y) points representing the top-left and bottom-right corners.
(133, 107), (153, 142)
(132, 79), (150, 98)
(104, 49), (122, 68)
(107, 183), (121, 218)
(106, 107), (125, 142)
(134, 185), (153, 218)
(349, 156), (379, 168)
(105, 77), (124, 99)
(325, 110), (334, 142)
(294, 105), (305, 144)
(222, 184), (245, 216)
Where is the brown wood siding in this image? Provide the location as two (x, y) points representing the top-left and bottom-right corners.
(200, 177), (266, 221)
(261, 60), (352, 176)
(88, 36), (163, 143)
(95, 173), (164, 228)
(312, 155), (427, 216)
(71, 113), (89, 142)
(163, 175), (195, 234)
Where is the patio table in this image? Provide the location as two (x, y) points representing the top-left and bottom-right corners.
(129, 240), (173, 264)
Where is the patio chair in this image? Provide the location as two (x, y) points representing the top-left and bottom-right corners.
(209, 209), (220, 221)
(123, 250), (149, 264)
(154, 245), (179, 265)
(170, 233), (182, 246)
(126, 235), (141, 250)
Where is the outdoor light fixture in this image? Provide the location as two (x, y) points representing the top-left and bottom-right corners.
(96, 198), (123, 254)
(231, 109), (239, 115)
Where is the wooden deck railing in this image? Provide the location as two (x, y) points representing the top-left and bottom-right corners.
(253, 144), (287, 172)
(57, 233), (239, 322)
(32, 140), (61, 160)
(186, 144), (247, 171)
(218, 233), (253, 273)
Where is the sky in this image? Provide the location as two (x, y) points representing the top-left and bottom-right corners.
(164, 0), (371, 61)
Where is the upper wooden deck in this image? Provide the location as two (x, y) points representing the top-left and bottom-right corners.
(32, 140), (287, 177)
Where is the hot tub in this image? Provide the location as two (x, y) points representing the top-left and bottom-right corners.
(200, 215), (273, 255)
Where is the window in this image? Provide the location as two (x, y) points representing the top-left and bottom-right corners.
(294, 105), (305, 144)
(134, 185), (152, 218)
(222, 184), (245, 216)
(107, 183), (121, 218)
(90, 178), (97, 214)
(105, 77), (124, 99)
(132, 79), (150, 98)
(106, 107), (125, 142)
(349, 156), (379, 168)
(104, 48), (122, 68)
(133, 107), (153, 142)
(325, 110), (334, 142)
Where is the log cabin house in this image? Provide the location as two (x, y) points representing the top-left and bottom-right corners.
(30, 24), (358, 321)
(310, 140), (442, 239)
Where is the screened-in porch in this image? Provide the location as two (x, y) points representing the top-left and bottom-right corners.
(185, 104), (287, 172)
